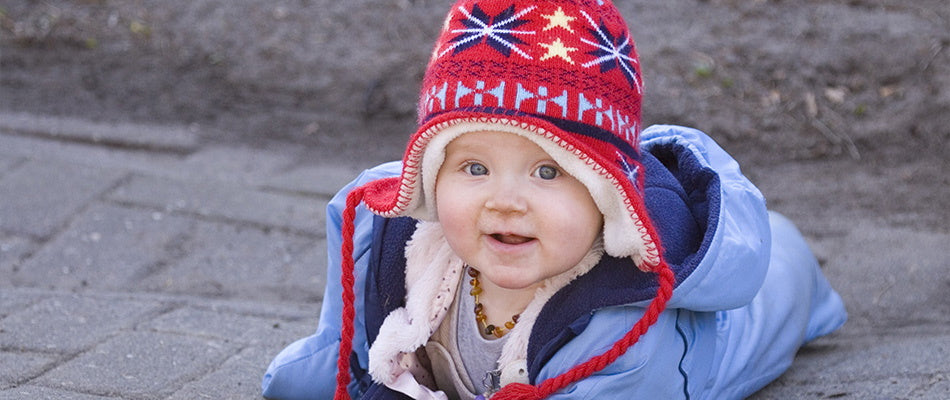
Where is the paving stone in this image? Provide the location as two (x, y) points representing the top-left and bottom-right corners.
(0, 234), (35, 285)
(752, 375), (941, 399)
(251, 318), (317, 350)
(265, 162), (366, 197)
(161, 145), (362, 197)
(0, 288), (44, 318)
(168, 295), (318, 321)
(911, 375), (950, 399)
(0, 351), (57, 387)
(0, 111), (199, 152)
(135, 220), (317, 302)
(789, 332), (949, 382)
(145, 306), (316, 348)
(0, 132), (335, 198)
(0, 295), (163, 353)
(166, 345), (272, 400)
(36, 331), (237, 400)
(0, 154), (23, 175)
(178, 145), (299, 186)
(283, 239), (328, 303)
(818, 223), (950, 327)
(0, 159), (126, 238)
(753, 329), (950, 399)
(146, 307), (285, 344)
(110, 174), (327, 235)
(0, 385), (114, 400)
(0, 131), (186, 179)
(12, 204), (194, 291)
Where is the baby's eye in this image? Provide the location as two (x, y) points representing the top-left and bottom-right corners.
(536, 165), (559, 180)
(466, 162), (488, 176)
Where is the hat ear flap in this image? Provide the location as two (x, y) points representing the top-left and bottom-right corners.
(362, 177), (403, 216)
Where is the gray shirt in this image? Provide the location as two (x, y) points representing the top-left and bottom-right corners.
(456, 276), (509, 394)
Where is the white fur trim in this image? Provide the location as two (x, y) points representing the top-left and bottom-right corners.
(369, 222), (465, 385)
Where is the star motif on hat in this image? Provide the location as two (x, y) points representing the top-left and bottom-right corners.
(617, 152), (642, 193)
(541, 7), (575, 32)
(539, 37), (577, 64)
(440, 4), (537, 59)
(578, 10), (641, 91)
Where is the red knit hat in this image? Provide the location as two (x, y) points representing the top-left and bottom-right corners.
(334, 1), (674, 398)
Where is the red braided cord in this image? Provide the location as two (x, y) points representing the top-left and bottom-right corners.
(491, 261), (677, 400)
(333, 186), (366, 400)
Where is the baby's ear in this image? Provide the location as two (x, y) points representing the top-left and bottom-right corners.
(362, 177), (403, 215)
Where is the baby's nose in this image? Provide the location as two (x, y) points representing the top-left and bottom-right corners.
(485, 179), (528, 213)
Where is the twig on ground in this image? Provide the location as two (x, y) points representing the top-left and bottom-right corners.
(810, 117), (861, 160)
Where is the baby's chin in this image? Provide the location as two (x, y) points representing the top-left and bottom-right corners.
(477, 269), (545, 292)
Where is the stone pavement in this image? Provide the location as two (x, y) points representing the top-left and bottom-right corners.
(0, 111), (364, 399)
(0, 111), (947, 399)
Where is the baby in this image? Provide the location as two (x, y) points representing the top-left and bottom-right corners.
(263, 1), (847, 399)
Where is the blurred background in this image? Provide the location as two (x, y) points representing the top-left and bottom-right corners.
(2, 0), (947, 167)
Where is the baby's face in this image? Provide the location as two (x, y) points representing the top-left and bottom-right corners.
(435, 130), (602, 293)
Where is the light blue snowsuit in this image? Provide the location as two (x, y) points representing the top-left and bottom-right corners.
(262, 125), (847, 399)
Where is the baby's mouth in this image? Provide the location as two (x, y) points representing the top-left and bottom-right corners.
(490, 233), (535, 245)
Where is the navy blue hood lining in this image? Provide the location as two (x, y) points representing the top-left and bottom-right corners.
(365, 216), (414, 347)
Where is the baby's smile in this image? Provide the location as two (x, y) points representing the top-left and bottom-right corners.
(489, 233), (536, 245)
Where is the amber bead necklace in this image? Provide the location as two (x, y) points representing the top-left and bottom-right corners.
(467, 267), (520, 338)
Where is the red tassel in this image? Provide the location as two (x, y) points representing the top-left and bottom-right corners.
(333, 185), (367, 400)
(490, 383), (544, 400)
